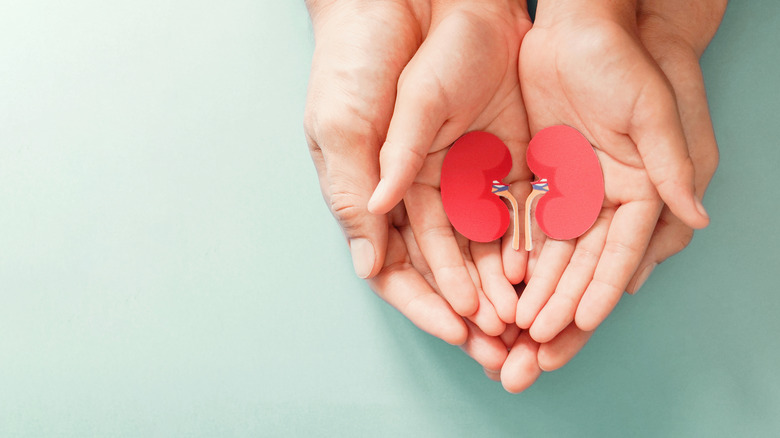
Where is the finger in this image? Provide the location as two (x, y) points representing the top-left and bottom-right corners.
(479, 83), (532, 286)
(460, 320), (509, 371)
(630, 73), (709, 229)
(515, 239), (576, 329)
(367, 12), (507, 215)
(575, 200), (661, 331)
(458, 236), (505, 336)
(404, 183), (478, 316)
(368, 227), (468, 345)
(627, 54), (720, 294)
(366, 43), (449, 215)
(626, 208), (690, 294)
(500, 331), (543, 394)
(529, 211), (612, 343)
(365, 43), (450, 215)
(523, 219), (547, 282)
(537, 323), (594, 372)
(398, 204), (503, 340)
(500, 323), (521, 349)
(468, 288), (506, 337)
(309, 127), (389, 280)
(472, 240), (518, 324)
(395, 204), (440, 293)
(484, 368), (501, 382)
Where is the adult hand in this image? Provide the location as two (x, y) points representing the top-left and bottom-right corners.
(514, 0), (716, 343)
(304, 0), (517, 344)
(500, 0), (726, 391)
(305, 0), (476, 344)
(304, 0), (429, 280)
(627, 0), (727, 292)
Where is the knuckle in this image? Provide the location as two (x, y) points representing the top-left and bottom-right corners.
(588, 278), (624, 298)
(417, 224), (455, 243)
(568, 246), (601, 270)
(314, 111), (381, 151)
(328, 188), (367, 233)
(670, 229), (694, 255)
(382, 145), (428, 174)
(602, 240), (642, 262)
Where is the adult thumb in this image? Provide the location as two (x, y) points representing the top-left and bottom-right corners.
(310, 127), (388, 279)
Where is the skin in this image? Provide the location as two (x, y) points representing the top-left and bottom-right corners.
(499, 0), (727, 392)
(304, 0), (522, 339)
(304, 0), (726, 393)
(512, 0), (720, 345)
(387, 0), (533, 329)
(304, 0), (429, 282)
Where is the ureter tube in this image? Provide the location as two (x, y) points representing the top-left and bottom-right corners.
(494, 190), (520, 251)
(524, 179), (549, 251)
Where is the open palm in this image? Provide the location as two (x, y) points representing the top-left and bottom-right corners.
(515, 16), (711, 343)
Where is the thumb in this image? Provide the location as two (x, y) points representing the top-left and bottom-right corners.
(310, 128), (388, 279)
(628, 51), (720, 294)
(366, 58), (449, 215)
(630, 74), (710, 230)
(367, 10), (489, 215)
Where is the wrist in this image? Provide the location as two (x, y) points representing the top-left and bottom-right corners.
(534, 0), (638, 29)
(637, 1), (727, 57)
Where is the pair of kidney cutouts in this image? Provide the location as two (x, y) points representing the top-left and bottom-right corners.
(440, 126), (604, 250)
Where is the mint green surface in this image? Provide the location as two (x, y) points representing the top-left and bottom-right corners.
(1, 1), (779, 436)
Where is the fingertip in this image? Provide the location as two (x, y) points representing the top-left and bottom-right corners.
(677, 194), (710, 230)
(672, 203), (709, 231)
(440, 318), (469, 346)
(485, 368), (502, 382)
(498, 306), (517, 326)
(528, 323), (557, 345)
(537, 345), (562, 372)
(693, 197), (710, 228)
(480, 320), (506, 338)
(658, 181), (710, 230)
(439, 275), (480, 317)
(500, 333), (542, 394)
(502, 247), (527, 285)
(573, 287), (608, 332)
(367, 179), (394, 215)
(501, 368), (540, 394)
(515, 302), (535, 330)
(370, 139), (427, 215)
(573, 308), (602, 333)
(349, 238), (378, 279)
(454, 293), (480, 318)
(467, 288), (505, 336)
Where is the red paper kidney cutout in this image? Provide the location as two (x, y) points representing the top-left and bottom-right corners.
(526, 125), (604, 241)
(441, 131), (512, 242)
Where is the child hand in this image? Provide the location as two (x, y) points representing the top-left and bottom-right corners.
(509, 0), (726, 345)
(365, 0), (533, 324)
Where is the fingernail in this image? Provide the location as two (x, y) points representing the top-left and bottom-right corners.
(349, 238), (375, 279)
(694, 197), (709, 220)
(629, 263), (657, 294)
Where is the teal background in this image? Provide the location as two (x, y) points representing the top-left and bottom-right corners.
(1, 1), (778, 436)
